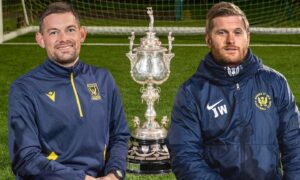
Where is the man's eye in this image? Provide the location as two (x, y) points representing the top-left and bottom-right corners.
(49, 31), (57, 35)
(234, 29), (244, 35)
(235, 31), (242, 35)
(68, 28), (76, 32)
(217, 31), (225, 35)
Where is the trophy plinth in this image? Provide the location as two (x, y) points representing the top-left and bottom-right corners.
(126, 7), (174, 174)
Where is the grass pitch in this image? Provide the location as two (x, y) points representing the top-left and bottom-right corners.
(0, 34), (299, 179)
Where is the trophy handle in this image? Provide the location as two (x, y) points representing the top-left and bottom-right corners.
(163, 53), (174, 74)
(168, 32), (175, 54)
(126, 52), (137, 70)
(128, 32), (135, 53)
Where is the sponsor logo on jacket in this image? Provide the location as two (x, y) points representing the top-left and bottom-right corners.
(206, 99), (228, 118)
(255, 92), (272, 110)
(46, 91), (56, 102)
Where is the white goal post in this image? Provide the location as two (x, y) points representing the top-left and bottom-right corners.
(1, 0), (300, 43)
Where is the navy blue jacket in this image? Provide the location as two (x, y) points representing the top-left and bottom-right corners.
(8, 59), (130, 179)
(167, 49), (300, 180)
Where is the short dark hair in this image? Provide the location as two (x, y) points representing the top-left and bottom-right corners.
(205, 2), (249, 34)
(39, 1), (80, 33)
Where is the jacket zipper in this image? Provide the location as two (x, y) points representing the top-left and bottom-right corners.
(70, 72), (83, 118)
(103, 144), (107, 161)
(236, 83), (240, 90)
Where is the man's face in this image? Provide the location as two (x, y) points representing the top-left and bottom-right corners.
(206, 16), (250, 66)
(36, 12), (86, 67)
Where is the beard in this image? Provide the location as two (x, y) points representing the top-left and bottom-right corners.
(49, 41), (80, 67)
(52, 51), (78, 65)
(211, 47), (248, 67)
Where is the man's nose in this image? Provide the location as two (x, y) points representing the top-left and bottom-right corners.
(58, 32), (67, 41)
(226, 33), (235, 44)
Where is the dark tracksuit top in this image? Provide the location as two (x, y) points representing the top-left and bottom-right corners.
(167, 49), (300, 180)
(8, 59), (130, 179)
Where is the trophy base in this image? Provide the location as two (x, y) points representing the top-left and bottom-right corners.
(127, 136), (171, 174)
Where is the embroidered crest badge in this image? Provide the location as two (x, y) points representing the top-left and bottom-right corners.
(255, 92), (272, 110)
(87, 83), (101, 100)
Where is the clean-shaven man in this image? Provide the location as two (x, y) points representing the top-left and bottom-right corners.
(8, 2), (130, 180)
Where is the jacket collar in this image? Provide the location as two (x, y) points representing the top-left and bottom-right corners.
(195, 48), (263, 85)
(43, 58), (84, 77)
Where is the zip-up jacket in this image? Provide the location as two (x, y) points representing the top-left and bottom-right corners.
(8, 59), (130, 179)
(167, 49), (300, 180)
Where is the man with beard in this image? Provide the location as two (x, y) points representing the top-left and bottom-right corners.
(8, 2), (130, 180)
(167, 2), (300, 180)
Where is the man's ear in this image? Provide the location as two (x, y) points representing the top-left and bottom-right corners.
(247, 31), (251, 46)
(205, 35), (212, 48)
(35, 32), (45, 48)
(79, 26), (87, 43)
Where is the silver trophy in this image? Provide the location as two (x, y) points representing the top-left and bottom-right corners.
(126, 7), (174, 174)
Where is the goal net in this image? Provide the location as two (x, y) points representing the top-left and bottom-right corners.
(1, 0), (300, 43)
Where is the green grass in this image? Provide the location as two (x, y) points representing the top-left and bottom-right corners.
(0, 34), (299, 179)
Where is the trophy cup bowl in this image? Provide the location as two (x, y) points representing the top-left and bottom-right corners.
(133, 49), (167, 83)
(126, 7), (174, 174)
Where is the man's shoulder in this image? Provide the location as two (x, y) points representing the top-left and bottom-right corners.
(179, 74), (208, 95)
(80, 62), (116, 87)
(257, 65), (286, 81)
(82, 62), (110, 76)
(11, 64), (43, 88)
(10, 69), (41, 97)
